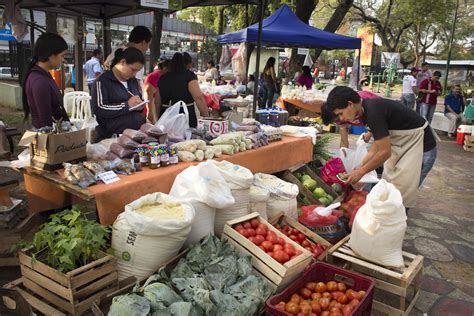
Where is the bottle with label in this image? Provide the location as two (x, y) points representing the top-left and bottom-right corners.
(159, 144), (170, 167)
(169, 145), (179, 164)
(136, 144), (149, 166)
(149, 145), (161, 169)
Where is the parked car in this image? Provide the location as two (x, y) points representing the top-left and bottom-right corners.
(0, 67), (12, 77)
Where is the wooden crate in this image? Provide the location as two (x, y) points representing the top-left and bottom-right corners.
(269, 213), (332, 261)
(0, 213), (42, 267)
(464, 136), (474, 152)
(14, 248), (119, 315)
(222, 212), (312, 291)
(327, 236), (423, 316)
(282, 165), (343, 206)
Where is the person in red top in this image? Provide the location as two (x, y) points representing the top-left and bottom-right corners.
(419, 71), (442, 123)
(143, 59), (170, 123)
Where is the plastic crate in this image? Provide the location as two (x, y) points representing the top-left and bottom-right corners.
(350, 125), (368, 135)
(266, 262), (375, 316)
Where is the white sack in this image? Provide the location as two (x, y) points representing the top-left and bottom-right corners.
(249, 185), (270, 220)
(112, 193), (194, 280)
(349, 180), (407, 268)
(215, 188), (250, 236)
(183, 201), (216, 247)
(211, 160), (254, 189)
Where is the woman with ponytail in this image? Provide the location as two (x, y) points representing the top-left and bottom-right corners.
(22, 32), (69, 129)
(91, 47), (146, 141)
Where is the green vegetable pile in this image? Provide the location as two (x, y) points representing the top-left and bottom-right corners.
(108, 235), (273, 316)
(21, 207), (110, 273)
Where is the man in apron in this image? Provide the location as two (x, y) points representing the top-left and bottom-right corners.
(325, 86), (437, 209)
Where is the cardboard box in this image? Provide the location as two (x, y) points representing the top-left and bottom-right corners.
(19, 129), (87, 171)
(197, 117), (228, 136)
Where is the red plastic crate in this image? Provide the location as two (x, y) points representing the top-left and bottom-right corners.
(266, 262), (375, 316)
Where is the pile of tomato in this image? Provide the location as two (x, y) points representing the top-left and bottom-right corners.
(274, 280), (366, 315)
(275, 224), (328, 259)
(233, 219), (302, 264)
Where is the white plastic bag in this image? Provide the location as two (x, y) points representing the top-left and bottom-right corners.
(86, 143), (108, 160)
(253, 173), (299, 219)
(112, 193), (194, 280)
(249, 185), (270, 220)
(349, 180), (407, 268)
(156, 101), (190, 139)
(340, 134), (379, 184)
(169, 161), (235, 245)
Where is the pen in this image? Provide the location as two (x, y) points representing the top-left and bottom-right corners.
(127, 90), (136, 97)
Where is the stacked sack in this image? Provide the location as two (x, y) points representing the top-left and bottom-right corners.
(112, 193), (194, 280)
(169, 161), (235, 246)
(249, 185), (270, 220)
(254, 173), (299, 219)
(213, 160), (254, 236)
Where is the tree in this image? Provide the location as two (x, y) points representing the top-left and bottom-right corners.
(149, 10), (164, 73)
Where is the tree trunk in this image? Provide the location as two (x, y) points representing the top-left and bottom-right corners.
(289, 0), (318, 77)
(149, 10), (163, 73)
(217, 7), (226, 65)
(313, 0), (354, 61)
(45, 12), (58, 33)
(103, 19), (112, 60)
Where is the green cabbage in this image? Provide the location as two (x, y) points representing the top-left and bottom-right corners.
(107, 293), (151, 316)
(143, 282), (182, 311)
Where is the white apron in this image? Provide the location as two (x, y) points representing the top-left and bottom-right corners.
(382, 122), (427, 208)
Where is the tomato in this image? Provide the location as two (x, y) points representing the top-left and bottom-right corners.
(326, 281), (338, 292)
(294, 250), (302, 256)
(300, 287), (312, 299)
(266, 232), (278, 244)
(248, 236), (257, 244)
(289, 234), (299, 242)
(290, 294), (301, 304)
(329, 312), (343, 316)
(261, 241), (273, 251)
(275, 301), (286, 311)
(285, 301), (300, 314)
(306, 282), (317, 291)
(311, 292), (322, 300)
(258, 223), (268, 231)
(304, 246), (313, 253)
(302, 240), (311, 247)
(329, 300), (338, 309)
(358, 290), (366, 298)
(321, 312), (330, 316)
(246, 228), (256, 237)
(297, 233), (306, 243)
(258, 245), (266, 252)
(318, 297), (330, 310)
(237, 228), (247, 237)
(346, 289), (360, 301)
(315, 282), (327, 293)
(337, 294), (349, 304)
(273, 244), (283, 252)
(255, 227), (267, 236)
(330, 306), (342, 313)
(331, 291), (344, 300)
(322, 292), (332, 299)
(299, 303), (312, 315)
(234, 224), (244, 231)
(273, 250), (289, 263)
(243, 221), (251, 229)
(250, 219), (259, 229)
(342, 304), (353, 316)
(282, 225), (290, 232)
(277, 236), (286, 246)
(311, 301), (321, 314)
(254, 235), (265, 245)
(337, 282), (347, 292)
(284, 243), (296, 256)
(349, 299), (360, 306)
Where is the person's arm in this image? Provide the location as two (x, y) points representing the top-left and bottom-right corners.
(339, 127), (349, 148)
(144, 83), (157, 123)
(93, 62), (102, 79)
(348, 136), (391, 184)
(362, 131), (373, 143)
(271, 67), (277, 82)
(411, 78), (417, 94)
(188, 80), (209, 117)
(91, 80), (140, 119)
(155, 87), (163, 120)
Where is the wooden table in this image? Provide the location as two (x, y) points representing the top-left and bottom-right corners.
(21, 136), (314, 225)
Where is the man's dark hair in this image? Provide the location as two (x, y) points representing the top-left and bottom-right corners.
(128, 26), (152, 44)
(183, 52), (192, 66)
(454, 84), (461, 88)
(169, 53), (187, 73)
(326, 86), (361, 111)
(421, 62), (429, 67)
(93, 49), (102, 57)
(433, 71), (441, 77)
(208, 60), (215, 67)
(321, 102), (337, 125)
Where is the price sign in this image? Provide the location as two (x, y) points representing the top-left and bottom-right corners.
(98, 171), (120, 184)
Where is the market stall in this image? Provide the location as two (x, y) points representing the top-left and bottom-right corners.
(22, 136), (313, 225)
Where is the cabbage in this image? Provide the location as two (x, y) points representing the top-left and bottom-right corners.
(143, 282), (182, 311)
(107, 293), (151, 316)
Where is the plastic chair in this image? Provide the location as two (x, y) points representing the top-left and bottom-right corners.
(63, 91), (90, 114)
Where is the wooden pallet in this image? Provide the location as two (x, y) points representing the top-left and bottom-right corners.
(463, 136), (474, 152)
(327, 236), (423, 316)
(15, 249), (119, 315)
(222, 212), (312, 291)
(268, 212), (332, 261)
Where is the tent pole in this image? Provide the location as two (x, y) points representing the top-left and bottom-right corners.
(252, 0), (266, 118)
(356, 51), (361, 91)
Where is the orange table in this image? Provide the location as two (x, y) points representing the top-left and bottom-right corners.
(280, 97), (325, 114)
(23, 136), (313, 225)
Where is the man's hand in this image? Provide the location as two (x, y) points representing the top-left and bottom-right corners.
(347, 168), (366, 185)
(362, 132), (372, 143)
(128, 96), (142, 107)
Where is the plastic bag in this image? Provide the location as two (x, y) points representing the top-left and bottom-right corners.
(123, 129), (147, 142)
(320, 157), (347, 186)
(340, 135), (379, 184)
(112, 193), (195, 280)
(156, 101), (190, 139)
(299, 204), (347, 244)
(118, 135), (139, 149)
(86, 142), (108, 160)
(178, 151), (196, 162)
(110, 143), (134, 158)
(349, 180), (407, 268)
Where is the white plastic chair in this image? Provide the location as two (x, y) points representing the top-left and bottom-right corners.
(63, 91), (92, 120)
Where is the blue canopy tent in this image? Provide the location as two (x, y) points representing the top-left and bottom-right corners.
(218, 4), (361, 49)
(217, 4), (361, 114)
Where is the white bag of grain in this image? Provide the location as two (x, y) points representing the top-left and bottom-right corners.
(211, 160), (254, 236)
(249, 185), (270, 220)
(254, 173), (299, 219)
(170, 161), (235, 246)
(112, 193), (194, 280)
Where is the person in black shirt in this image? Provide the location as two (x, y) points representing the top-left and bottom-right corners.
(325, 86), (437, 209)
(156, 53), (209, 128)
